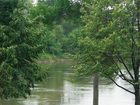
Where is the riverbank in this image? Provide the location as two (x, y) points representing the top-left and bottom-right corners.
(37, 53), (74, 64)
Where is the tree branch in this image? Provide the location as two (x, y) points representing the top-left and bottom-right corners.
(110, 56), (134, 85)
(106, 75), (135, 94)
(114, 70), (134, 85)
(113, 65), (134, 85)
(116, 54), (134, 80)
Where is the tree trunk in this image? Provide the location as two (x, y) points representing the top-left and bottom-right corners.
(134, 59), (140, 105)
(93, 73), (99, 105)
(134, 85), (140, 105)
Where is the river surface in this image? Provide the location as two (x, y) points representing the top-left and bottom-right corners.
(0, 63), (135, 105)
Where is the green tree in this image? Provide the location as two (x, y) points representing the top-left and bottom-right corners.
(0, 0), (18, 25)
(31, 0), (82, 56)
(33, 0), (81, 24)
(62, 26), (82, 54)
(77, 0), (140, 105)
(0, 0), (45, 99)
(31, 0), (59, 24)
(40, 24), (64, 55)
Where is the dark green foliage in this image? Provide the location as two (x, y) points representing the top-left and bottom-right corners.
(54, 0), (81, 18)
(32, 0), (81, 24)
(0, 0), (46, 99)
(30, 0), (82, 56)
(62, 26), (82, 54)
(0, 0), (18, 25)
(40, 24), (64, 55)
(31, 1), (58, 24)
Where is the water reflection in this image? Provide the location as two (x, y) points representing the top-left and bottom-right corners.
(0, 63), (135, 105)
(99, 78), (134, 105)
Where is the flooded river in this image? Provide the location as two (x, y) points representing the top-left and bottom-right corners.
(0, 63), (134, 105)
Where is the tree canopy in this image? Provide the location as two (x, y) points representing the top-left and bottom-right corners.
(0, 0), (45, 98)
(77, 0), (140, 105)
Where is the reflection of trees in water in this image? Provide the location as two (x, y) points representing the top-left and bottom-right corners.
(0, 62), (102, 105)
(0, 99), (22, 105)
(45, 71), (64, 105)
(62, 80), (92, 105)
(43, 63), (92, 105)
(40, 63), (69, 105)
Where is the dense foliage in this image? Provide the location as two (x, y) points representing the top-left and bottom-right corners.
(31, 0), (81, 55)
(0, 0), (18, 25)
(1, 1), (140, 105)
(0, 0), (81, 99)
(0, 0), (45, 98)
(77, 0), (140, 105)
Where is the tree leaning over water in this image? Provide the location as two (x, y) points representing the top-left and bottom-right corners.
(77, 0), (140, 105)
(0, 0), (45, 98)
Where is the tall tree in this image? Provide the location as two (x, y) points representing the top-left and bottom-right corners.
(77, 0), (140, 105)
(0, 0), (45, 98)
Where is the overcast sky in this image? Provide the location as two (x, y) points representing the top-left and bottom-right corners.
(32, 0), (37, 4)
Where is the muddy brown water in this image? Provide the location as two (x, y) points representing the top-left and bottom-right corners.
(0, 63), (134, 105)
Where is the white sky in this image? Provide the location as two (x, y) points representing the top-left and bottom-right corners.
(32, 0), (37, 4)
